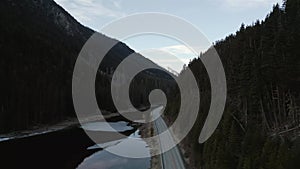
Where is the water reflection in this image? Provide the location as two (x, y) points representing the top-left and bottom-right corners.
(82, 121), (134, 132)
(77, 130), (150, 169)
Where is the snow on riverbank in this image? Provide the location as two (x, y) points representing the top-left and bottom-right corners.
(0, 111), (121, 142)
(0, 106), (154, 143)
(0, 118), (79, 142)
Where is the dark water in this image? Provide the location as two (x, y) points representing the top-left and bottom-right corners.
(77, 129), (150, 169)
(0, 121), (150, 169)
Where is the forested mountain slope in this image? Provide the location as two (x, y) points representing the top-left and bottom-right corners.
(0, 0), (175, 133)
(175, 1), (300, 168)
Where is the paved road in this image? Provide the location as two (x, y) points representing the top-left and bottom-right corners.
(152, 107), (186, 169)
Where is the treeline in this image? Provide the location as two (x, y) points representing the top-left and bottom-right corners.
(0, 0), (175, 133)
(170, 0), (300, 169)
(0, 0), (93, 132)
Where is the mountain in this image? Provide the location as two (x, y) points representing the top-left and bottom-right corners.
(0, 0), (175, 133)
(168, 1), (300, 169)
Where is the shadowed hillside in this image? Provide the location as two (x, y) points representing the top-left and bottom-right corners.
(168, 1), (300, 168)
(0, 0), (176, 133)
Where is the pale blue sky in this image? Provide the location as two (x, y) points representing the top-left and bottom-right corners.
(55, 0), (282, 72)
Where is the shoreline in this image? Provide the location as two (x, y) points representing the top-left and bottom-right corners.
(0, 110), (126, 142)
(0, 117), (78, 142)
(140, 122), (162, 169)
(0, 106), (150, 143)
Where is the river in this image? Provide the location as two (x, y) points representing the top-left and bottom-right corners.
(0, 119), (151, 169)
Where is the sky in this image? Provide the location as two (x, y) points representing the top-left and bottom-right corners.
(55, 0), (282, 72)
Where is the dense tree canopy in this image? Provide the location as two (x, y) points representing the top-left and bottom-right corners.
(0, 0), (176, 133)
(171, 1), (300, 168)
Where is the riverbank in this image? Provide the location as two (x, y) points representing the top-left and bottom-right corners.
(0, 115), (151, 169)
(0, 110), (124, 142)
(140, 122), (162, 169)
(0, 105), (153, 142)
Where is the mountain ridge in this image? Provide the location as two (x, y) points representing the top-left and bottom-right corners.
(169, 1), (300, 168)
(0, 0), (174, 133)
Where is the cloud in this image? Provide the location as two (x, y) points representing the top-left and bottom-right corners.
(139, 45), (202, 72)
(160, 45), (203, 58)
(113, 1), (122, 9)
(55, 0), (125, 22)
(219, 0), (282, 9)
(140, 49), (185, 73)
(161, 45), (195, 56)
